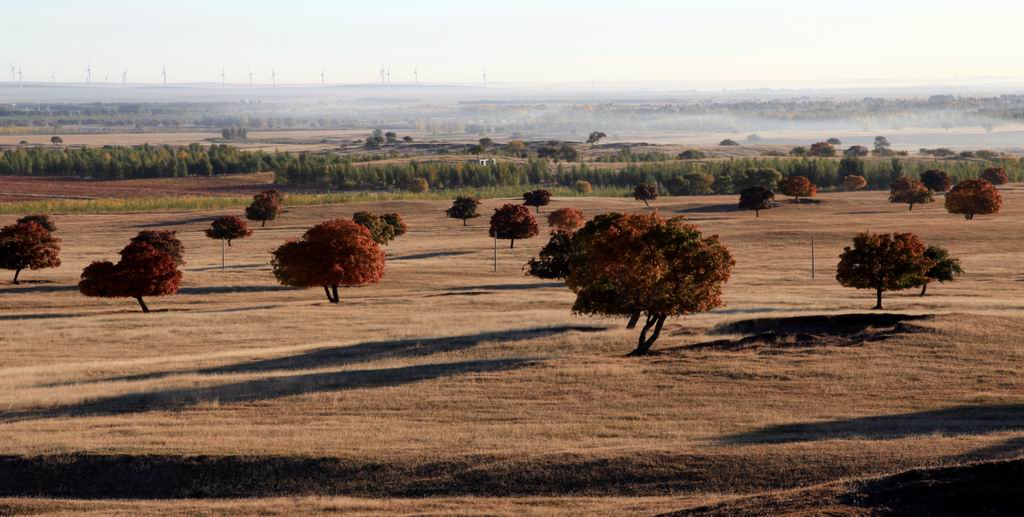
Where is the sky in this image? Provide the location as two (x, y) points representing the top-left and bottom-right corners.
(4, 0), (1024, 87)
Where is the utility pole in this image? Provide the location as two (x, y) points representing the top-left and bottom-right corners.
(493, 235), (497, 273)
(221, 238), (226, 271)
(811, 235), (816, 279)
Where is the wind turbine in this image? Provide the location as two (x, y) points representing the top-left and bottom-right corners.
(270, 68), (276, 87)
(320, 67), (325, 88)
(8, 62), (15, 83)
(162, 65), (167, 86)
(51, 71), (55, 83)
(220, 66), (226, 86)
(121, 67), (128, 87)
(386, 66), (391, 87)
(379, 65), (386, 86)
(248, 67), (253, 87)
(104, 72), (109, 83)
(84, 61), (92, 85)
(17, 65), (23, 88)
(414, 66), (418, 85)
(482, 65), (487, 87)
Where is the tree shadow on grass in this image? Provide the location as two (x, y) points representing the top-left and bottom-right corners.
(136, 216), (217, 228)
(177, 285), (298, 295)
(720, 404), (1024, 445)
(442, 282), (564, 292)
(51, 325), (605, 387)
(391, 251), (475, 261)
(0, 284), (78, 294)
(3, 359), (535, 423)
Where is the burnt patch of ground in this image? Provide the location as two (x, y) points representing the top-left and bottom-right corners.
(671, 458), (1024, 516)
(673, 313), (932, 352)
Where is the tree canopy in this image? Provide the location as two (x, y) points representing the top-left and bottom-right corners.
(633, 183), (658, 206)
(205, 216), (252, 246)
(981, 167), (1008, 185)
(889, 177), (934, 211)
(446, 196), (482, 225)
(738, 186), (774, 216)
(16, 214), (57, 232)
(271, 219), (385, 303)
(79, 240), (182, 313)
(522, 189), (552, 213)
(836, 232), (932, 310)
(547, 207), (585, 234)
(0, 220), (61, 284)
(777, 176), (817, 202)
(842, 175), (867, 191)
(245, 189), (284, 227)
(489, 204), (539, 248)
(129, 230), (185, 266)
(919, 169), (952, 192)
(945, 179), (1002, 220)
(566, 213), (734, 355)
(918, 245), (963, 296)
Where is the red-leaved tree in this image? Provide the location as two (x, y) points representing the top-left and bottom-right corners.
(738, 186), (774, 217)
(206, 216), (253, 269)
(79, 241), (183, 312)
(566, 213), (734, 355)
(835, 232), (932, 310)
(547, 207), (585, 234)
(981, 167), (1008, 186)
(130, 230), (185, 266)
(889, 177), (934, 211)
(919, 169), (952, 192)
(0, 221), (61, 284)
(489, 204), (539, 248)
(945, 179), (1002, 220)
(777, 176), (817, 203)
(271, 219), (385, 303)
(245, 189), (284, 227)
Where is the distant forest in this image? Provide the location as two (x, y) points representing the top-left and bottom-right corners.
(1, 144), (1019, 195)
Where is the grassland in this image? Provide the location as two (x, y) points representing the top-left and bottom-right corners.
(1, 188), (1023, 514)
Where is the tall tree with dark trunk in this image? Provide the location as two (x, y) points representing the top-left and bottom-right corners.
(917, 245), (963, 296)
(945, 179), (1002, 220)
(489, 204), (538, 249)
(919, 169), (952, 192)
(245, 189), (284, 227)
(566, 213), (734, 356)
(446, 196), (482, 226)
(0, 221), (61, 284)
(522, 189), (552, 213)
(79, 241), (182, 313)
(271, 219), (385, 304)
(738, 186), (774, 217)
(633, 183), (658, 206)
(836, 232), (932, 310)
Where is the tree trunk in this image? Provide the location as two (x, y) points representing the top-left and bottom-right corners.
(629, 313), (666, 356)
(136, 296), (150, 313)
(509, 239), (515, 249)
(331, 286), (339, 304)
(626, 312), (641, 329)
(12, 268), (21, 284)
(324, 286), (333, 303)
(908, 204), (913, 211)
(920, 284), (928, 296)
(643, 199), (649, 206)
(755, 209), (759, 218)
(874, 289), (883, 310)
(463, 218), (467, 226)
(261, 219), (267, 227)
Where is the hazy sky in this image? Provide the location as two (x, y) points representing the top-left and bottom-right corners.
(4, 0), (1023, 86)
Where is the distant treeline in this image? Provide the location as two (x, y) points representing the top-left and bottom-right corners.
(2, 145), (1019, 195)
(275, 155), (1023, 194)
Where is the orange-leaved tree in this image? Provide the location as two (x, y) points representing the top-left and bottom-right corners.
(205, 216), (252, 246)
(777, 176), (817, 203)
(842, 175), (867, 191)
(567, 213), (734, 356)
(945, 179), (1002, 220)
(271, 219), (385, 304)
(245, 189), (284, 227)
(0, 220), (61, 284)
(547, 207), (585, 234)
(836, 232), (932, 310)
(889, 177), (934, 211)
(79, 240), (182, 313)
(489, 204), (538, 248)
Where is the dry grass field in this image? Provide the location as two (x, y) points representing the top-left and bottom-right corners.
(2, 188), (1023, 514)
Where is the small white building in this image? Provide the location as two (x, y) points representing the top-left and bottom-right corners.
(472, 158), (497, 166)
